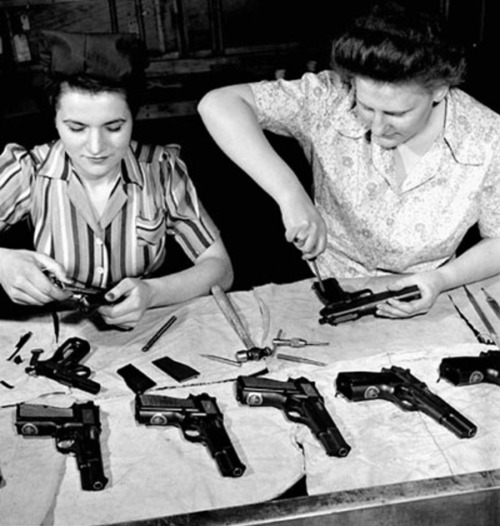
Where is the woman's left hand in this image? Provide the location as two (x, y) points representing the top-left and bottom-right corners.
(97, 278), (154, 329)
(375, 270), (445, 319)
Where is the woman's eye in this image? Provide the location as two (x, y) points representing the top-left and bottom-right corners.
(68, 126), (85, 132)
(107, 126), (123, 132)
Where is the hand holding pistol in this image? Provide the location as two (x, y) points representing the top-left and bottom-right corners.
(135, 392), (246, 477)
(336, 366), (476, 439)
(235, 375), (350, 457)
(15, 401), (108, 491)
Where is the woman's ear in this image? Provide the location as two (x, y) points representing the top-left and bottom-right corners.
(433, 86), (449, 104)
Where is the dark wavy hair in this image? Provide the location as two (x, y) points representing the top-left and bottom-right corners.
(43, 72), (146, 119)
(331, 1), (467, 90)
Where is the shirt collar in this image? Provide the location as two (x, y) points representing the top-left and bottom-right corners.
(37, 140), (145, 186)
(441, 89), (486, 165)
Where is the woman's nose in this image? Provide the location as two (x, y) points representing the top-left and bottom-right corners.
(370, 112), (388, 135)
(87, 129), (105, 154)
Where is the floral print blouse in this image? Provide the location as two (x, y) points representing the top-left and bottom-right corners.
(251, 71), (500, 277)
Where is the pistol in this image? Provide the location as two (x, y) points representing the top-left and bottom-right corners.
(235, 375), (350, 457)
(15, 401), (108, 491)
(319, 285), (421, 325)
(135, 393), (246, 478)
(336, 365), (477, 439)
(26, 337), (101, 394)
(440, 350), (500, 386)
(44, 271), (110, 313)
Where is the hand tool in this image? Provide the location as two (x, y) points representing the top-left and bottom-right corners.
(211, 285), (255, 349)
(311, 259), (326, 294)
(272, 337), (330, 348)
(235, 329), (283, 363)
(464, 286), (499, 347)
(275, 353), (327, 366)
(448, 295), (491, 345)
(141, 315), (177, 352)
(482, 288), (500, 321)
(200, 354), (242, 367)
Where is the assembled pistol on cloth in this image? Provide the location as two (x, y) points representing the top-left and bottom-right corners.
(135, 393), (246, 478)
(15, 401), (108, 491)
(235, 375), (351, 457)
(26, 337), (101, 394)
(440, 350), (500, 386)
(336, 366), (477, 439)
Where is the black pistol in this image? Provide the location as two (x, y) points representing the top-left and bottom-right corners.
(135, 392), (246, 478)
(26, 337), (101, 394)
(440, 350), (500, 386)
(15, 401), (108, 491)
(336, 365), (477, 439)
(235, 375), (350, 457)
(319, 285), (421, 325)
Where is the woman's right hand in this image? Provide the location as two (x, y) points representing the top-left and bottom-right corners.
(280, 193), (327, 259)
(0, 248), (71, 305)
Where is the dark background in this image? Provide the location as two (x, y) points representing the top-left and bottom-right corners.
(0, 0), (497, 292)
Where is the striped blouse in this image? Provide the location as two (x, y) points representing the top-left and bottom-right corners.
(0, 140), (220, 289)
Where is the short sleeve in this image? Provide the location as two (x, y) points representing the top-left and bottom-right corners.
(249, 71), (343, 139)
(0, 143), (34, 231)
(160, 147), (220, 261)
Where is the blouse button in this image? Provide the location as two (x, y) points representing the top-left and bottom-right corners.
(96, 267), (105, 275)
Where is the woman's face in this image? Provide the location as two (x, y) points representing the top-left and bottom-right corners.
(354, 77), (446, 149)
(55, 85), (133, 181)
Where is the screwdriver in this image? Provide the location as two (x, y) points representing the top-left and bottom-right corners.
(272, 337), (329, 348)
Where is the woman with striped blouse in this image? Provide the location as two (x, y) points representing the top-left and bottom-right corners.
(0, 31), (233, 329)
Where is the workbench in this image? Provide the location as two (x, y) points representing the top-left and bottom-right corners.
(2, 275), (500, 526)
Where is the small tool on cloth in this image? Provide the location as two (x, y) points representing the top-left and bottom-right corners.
(449, 295), (493, 345)
(235, 329), (283, 363)
(200, 354), (242, 367)
(272, 337), (329, 348)
(211, 285), (256, 349)
(7, 331), (33, 362)
(464, 286), (499, 347)
(482, 288), (500, 322)
(141, 315), (177, 352)
(275, 354), (327, 367)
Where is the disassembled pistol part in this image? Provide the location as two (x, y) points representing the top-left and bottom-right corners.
(7, 331), (33, 362)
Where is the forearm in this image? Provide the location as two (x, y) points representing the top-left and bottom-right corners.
(143, 248), (233, 308)
(435, 238), (500, 291)
(198, 85), (308, 206)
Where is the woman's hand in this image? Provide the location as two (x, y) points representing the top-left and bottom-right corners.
(375, 270), (445, 319)
(280, 193), (327, 259)
(97, 277), (154, 330)
(0, 248), (71, 305)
